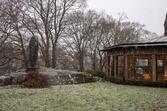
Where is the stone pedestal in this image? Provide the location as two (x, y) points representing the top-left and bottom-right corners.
(26, 65), (39, 73)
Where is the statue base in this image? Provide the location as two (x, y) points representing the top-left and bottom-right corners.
(26, 66), (39, 73)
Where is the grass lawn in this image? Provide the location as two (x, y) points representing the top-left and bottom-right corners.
(0, 82), (167, 111)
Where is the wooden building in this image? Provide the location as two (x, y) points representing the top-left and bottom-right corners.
(103, 37), (167, 82)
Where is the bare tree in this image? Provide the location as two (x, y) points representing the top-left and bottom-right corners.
(64, 10), (95, 71)
(87, 13), (150, 71)
(0, 0), (29, 68)
(23, 0), (86, 68)
(23, 0), (54, 67)
(85, 15), (114, 70)
(50, 0), (86, 68)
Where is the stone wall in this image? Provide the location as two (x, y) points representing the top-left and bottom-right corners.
(0, 72), (96, 86)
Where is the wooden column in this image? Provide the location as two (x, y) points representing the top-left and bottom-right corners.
(107, 55), (110, 78)
(104, 52), (108, 77)
(152, 54), (156, 81)
(124, 55), (128, 80)
(114, 56), (117, 78)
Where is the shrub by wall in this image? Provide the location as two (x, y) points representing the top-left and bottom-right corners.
(21, 71), (49, 88)
(109, 77), (167, 88)
(85, 70), (105, 78)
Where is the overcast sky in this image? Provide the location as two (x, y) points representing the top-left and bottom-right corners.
(87, 0), (167, 35)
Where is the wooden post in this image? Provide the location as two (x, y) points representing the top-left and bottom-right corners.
(124, 55), (128, 80)
(107, 55), (110, 78)
(104, 52), (108, 76)
(114, 56), (117, 78)
(152, 54), (156, 81)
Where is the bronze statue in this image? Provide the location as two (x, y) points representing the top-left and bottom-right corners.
(27, 36), (39, 71)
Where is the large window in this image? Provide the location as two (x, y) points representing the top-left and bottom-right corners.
(135, 59), (152, 80)
(127, 55), (152, 80)
(157, 55), (167, 81)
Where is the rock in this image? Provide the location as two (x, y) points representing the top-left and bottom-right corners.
(0, 76), (12, 86)
(11, 74), (26, 85)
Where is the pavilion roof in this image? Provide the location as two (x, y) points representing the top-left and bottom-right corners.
(102, 36), (167, 51)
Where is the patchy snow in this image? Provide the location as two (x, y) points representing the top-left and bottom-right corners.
(144, 36), (167, 43)
(40, 67), (83, 76)
(9, 71), (27, 78)
(7, 67), (83, 76)
(0, 67), (86, 86)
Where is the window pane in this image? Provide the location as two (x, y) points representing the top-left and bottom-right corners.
(157, 56), (167, 81)
(136, 59), (148, 66)
(135, 59), (151, 80)
(136, 67), (143, 75)
(157, 60), (163, 67)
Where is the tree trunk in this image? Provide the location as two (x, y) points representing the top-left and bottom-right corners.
(52, 43), (57, 68)
(79, 49), (84, 72)
(99, 52), (104, 71)
(79, 56), (84, 72)
(45, 49), (50, 67)
(92, 51), (97, 70)
(45, 38), (50, 67)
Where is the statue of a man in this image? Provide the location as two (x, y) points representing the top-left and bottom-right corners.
(28, 36), (39, 69)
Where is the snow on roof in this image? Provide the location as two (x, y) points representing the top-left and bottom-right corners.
(145, 36), (167, 43)
(102, 36), (167, 51)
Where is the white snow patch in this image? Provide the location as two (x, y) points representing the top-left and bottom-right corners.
(8, 67), (83, 76)
(41, 68), (82, 75)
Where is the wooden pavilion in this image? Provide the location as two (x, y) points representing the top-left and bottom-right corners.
(103, 36), (167, 83)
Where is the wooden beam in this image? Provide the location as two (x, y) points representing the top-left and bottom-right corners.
(107, 55), (110, 78)
(124, 54), (128, 80)
(152, 54), (157, 81)
(114, 56), (117, 78)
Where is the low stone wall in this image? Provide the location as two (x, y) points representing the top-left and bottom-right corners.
(0, 73), (96, 86)
(47, 74), (96, 85)
(0, 76), (12, 86)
